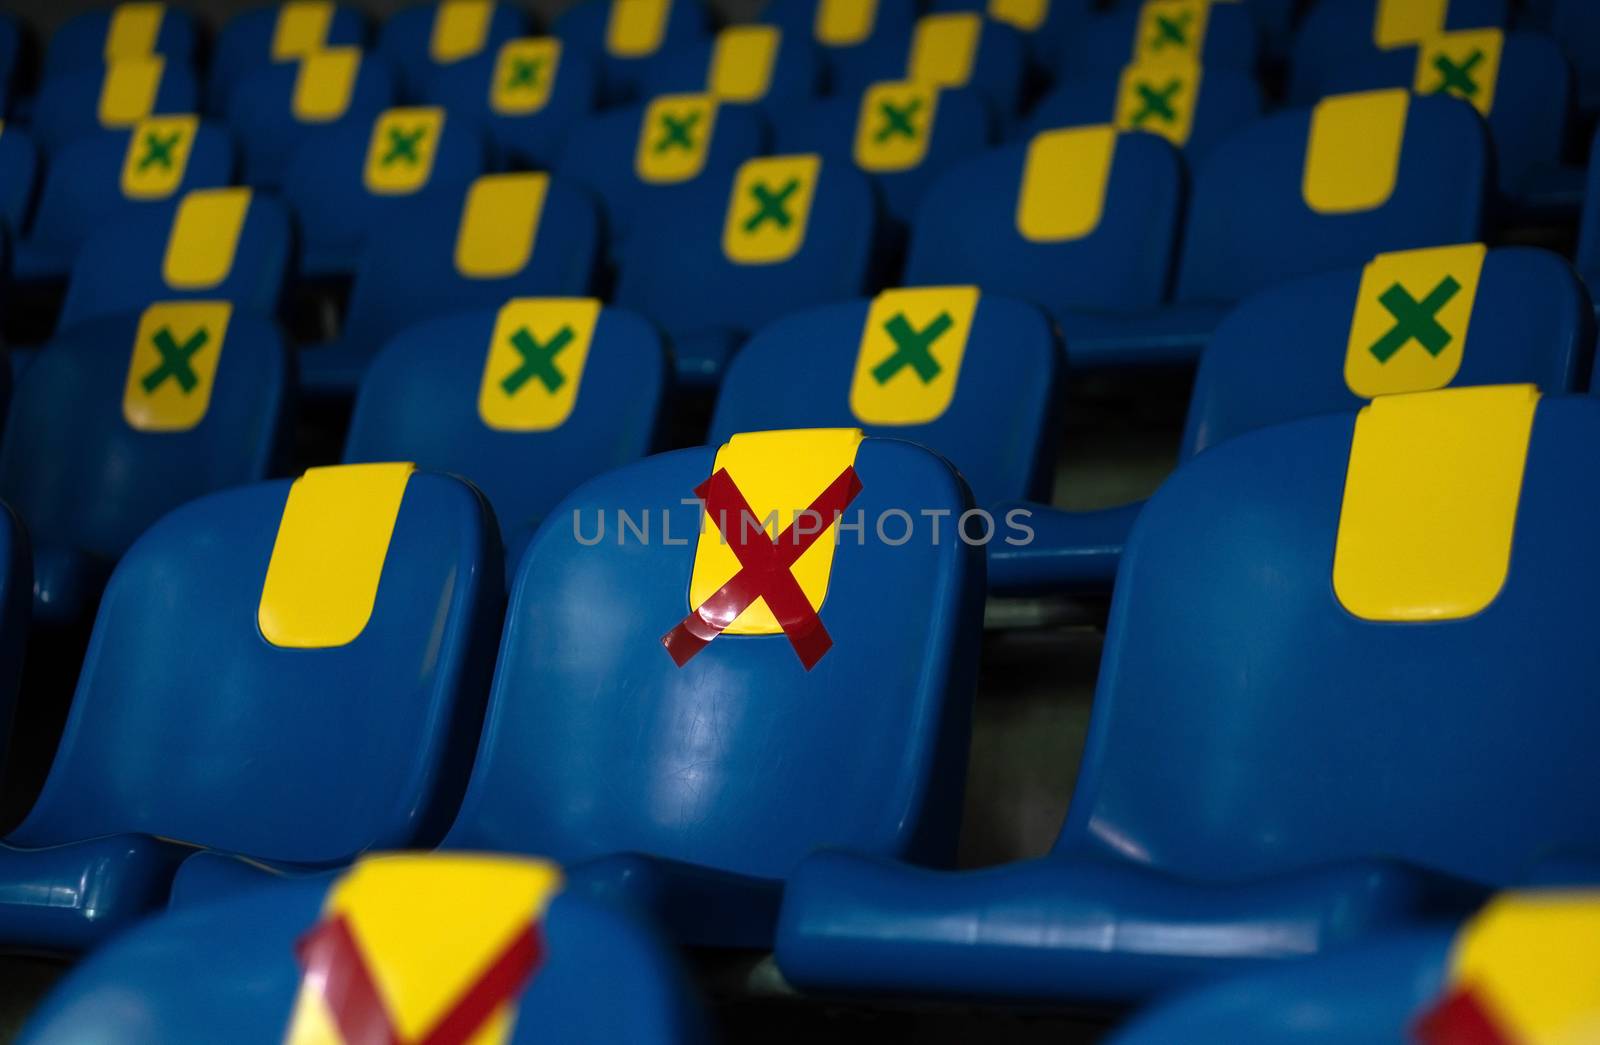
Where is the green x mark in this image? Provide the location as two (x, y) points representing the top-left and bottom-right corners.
(1431, 49), (1484, 97)
(502, 325), (573, 396)
(654, 111), (701, 153)
(1152, 11), (1191, 49)
(138, 131), (181, 171)
(381, 126), (426, 166)
(1368, 277), (1461, 364)
(1132, 80), (1181, 125)
(142, 327), (207, 394)
(874, 98), (923, 143)
(507, 56), (545, 90)
(872, 311), (952, 385)
(743, 179), (799, 233)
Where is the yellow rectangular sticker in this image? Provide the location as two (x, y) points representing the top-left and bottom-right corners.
(850, 286), (979, 426)
(635, 93), (717, 183)
(272, 0), (334, 60)
(430, 0), (492, 62)
(815, 0), (876, 46)
(293, 47), (361, 122)
(123, 301), (230, 433)
(1016, 125), (1116, 242)
(908, 13), (981, 90)
(709, 25), (780, 103)
(163, 188), (251, 291)
(120, 113), (197, 200)
(106, 2), (164, 61)
(1302, 88), (1408, 215)
(722, 154), (820, 266)
(491, 37), (561, 115)
(477, 297), (601, 432)
(363, 108), (445, 195)
(990, 0), (1049, 32)
(1133, 0), (1210, 63)
(98, 56), (164, 129)
(1414, 28), (1503, 117)
(606, 0), (671, 58)
(853, 81), (937, 173)
(1115, 59), (1201, 147)
(454, 173), (548, 279)
(1344, 243), (1485, 399)
(1374, 0), (1448, 49)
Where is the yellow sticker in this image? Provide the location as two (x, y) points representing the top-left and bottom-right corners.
(490, 37), (561, 115)
(1016, 124), (1116, 242)
(98, 56), (164, 129)
(272, 0), (334, 61)
(363, 108), (445, 195)
(634, 93), (717, 184)
(163, 187), (251, 291)
(908, 12), (981, 90)
(722, 154), (821, 265)
(477, 297), (601, 432)
(853, 80), (937, 173)
(1374, 0), (1448, 49)
(688, 428), (865, 636)
(454, 173), (548, 279)
(849, 286), (979, 426)
(815, 0), (876, 46)
(1332, 384), (1537, 622)
(120, 113), (197, 200)
(430, 0), (492, 62)
(990, 0), (1050, 32)
(1133, 0), (1210, 63)
(1302, 88), (1409, 215)
(292, 47), (361, 123)
(1414, 28), (1503, 117)
(122, 301), (230, 433)
(709, 25), (780, 103)
(1344, 243), (1486, 399)
(258, 463), (415, 649)
(1114, 58), (1202, 147)
(105, 2), (164, 61)
(606, 0), (671, 58)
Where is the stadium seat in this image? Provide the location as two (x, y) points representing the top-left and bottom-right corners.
(554, 0), (712, 105)
(281, 105), (486, 277)
(1061, 0), (1260, 75)
(29, 57), (200, 157)
(21, 853), (708, 1045)
(1113, 890), (1600, 1044)
(759, 0), (918, 88)
(1289, 0), (1509, 104)
(1540, 0), (1600, 116)
(992, 244), (1596, 591)
(207, 2), (369, 115)
(57, 187), (293, 333)
(11, 118), (232, 284)
(0, 124), (38, 242)
(225, 47), (397, 188)
(0, 307), (289, 624)
(778, 384), (1600, 1002)
(930, 0), (1095, 70)
(637, 24), (822, 119)
(830, 12), (1029, 126)
(343, 298), (667, 568)
(424, 35), (600, 170)
(373, 0), (528, 99)
(615, 153), (878, 386)
(1576, 130), (1600, 300)
(299, 172), (601, 394)
(0, 463), (504, 951)
(42, 3), (198, 79)
(774, 81), (992, 235)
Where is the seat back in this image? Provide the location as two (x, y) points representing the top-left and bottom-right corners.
(1061, 0), (1260, 74)
(554, 0), (711, 104)
(830, 12), (1029, 123)
(30, 59), (200, 156)
(0, 124), (38, 238)
(761, 0), (918, 85)
(443, 429), (985, 877)
(638, 24), (822, 118)
(43, 3), (198, 79)
(1175, 90), (1488, 305)
(207, 2), (369, 114)
(374, 0), (528, 97)
(1289, 0), (1508, 103)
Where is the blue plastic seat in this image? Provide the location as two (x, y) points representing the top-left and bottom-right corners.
(554, 0), (712, 105)
(636, 24), (822, 120)
(423, 36), (600, 169)
(12, 119), (233, 284)
(929, 0), (1095, 70)
(0, 125), (38, 242)
(1061, 0), (1260, 75)
(759, 0), (918, 88)
(281, 105), (486, 277)
(29, 59), (200, 157)
(829, 12), (1029, 126)
(207, 2), (369, 115)
(374, 0), (528, 99)
(0, 463), (504, 952)
(300, 172), (601, 394)
(778, 384), (1600, 1002)
(57, 187), (293, 333)
(0, 308), (290, 624)
(1576, 128), (1600, 300)
(42, 3), (199, 79)
(1289, 0), (1508, 104)
(21, 853), (707, 1045)
(344, 299), (666, 566)
(615, 153), (878, 387)
(1540, 0), (1600, 115)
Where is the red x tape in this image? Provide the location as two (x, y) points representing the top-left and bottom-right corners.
(662, 464), (862, 670)
(1412, 986), (1515, 1045)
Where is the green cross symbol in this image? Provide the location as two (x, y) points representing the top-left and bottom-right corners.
(138, 131), (181, 171)
(1431, 49), (1484, 98)
(743, 179), (800, 233)
(874, 98), (923, 143)
(141, 326), (208, 394)
(501, 325), (573, 396)
(381, 126), (426, 166)
(872, 311), (952, 385)
(507, 56), (545, 90)
(1152, 10), (1192, 49)
(654, 111), (701, 153)
(1132, 79), (1181, 125)
(1368, 276), (1461, 364)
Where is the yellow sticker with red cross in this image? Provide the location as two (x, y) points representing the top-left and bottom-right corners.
(163, 187), (252, 291)
(430, 0), (492, 62)
(606, 0), (671, 57)
(477, 297), (600, 431)
(1414, 28), (1503, 117)
(990, 0), (1050, 32)
(454, 173), (549, 279)
(722, 154), (820, 265)
(105, 2), (164, 61)
(815, 0), (876, 46)
(853, 80), (937, 173)
(120, 114), (196, 200)
(123, 301), (230, 433)
(1344, 243), (1485, 399)
(293, 47), (361, 122)
(635, 93), (717, 183)
(908, 12), (981, 90)
(272, 0), (334, 60)
(1132, 0), (1212, 63)
(491, 37), (561, 115)
(285, 854), (564, 1045)
(98, 56), (164, 129)
(850, 286), (979, 426)
(1374, 0), (1446, 49)
(363, 108), (445, 195)
(1016, 124), (1116, 242)
(1115, 58), (1201, 146)
(709, 25), (780, 103)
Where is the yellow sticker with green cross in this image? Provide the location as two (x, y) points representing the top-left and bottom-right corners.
(635, 93), (717, 183)
(1414, 29), (1503, 117)
(1343, 243), (1486, 399)
(120, 114), (196, 199)
(853, 80), (937, 173)
(363, 108), (445, 195)
(477, 297), (601, 432)
(1114, 58), (1201, 147)
(722, 154), (820, 265)
(849, 286), (979, 426)
(491, 37), (561, 115)
(123, 300), (231, 432)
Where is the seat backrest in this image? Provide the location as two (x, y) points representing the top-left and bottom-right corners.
(43, 3), (199, 78)
(345, 298), (666, 550)
(6, 463), (504, 863)
(30, 58), (201, 156)
(829, 12), (1029, 123)
(1289, 0), (1508, 103)
(615, 153), (877, 341)
(374, 0), (528, 97)
(207, 2), (369, 114)
(0, 124), (38, 237)
(1185, 245), (1595, 458)
(1061, 0), (1260, 75)
(554, 0), (712, 104)
(1175, 90), (1488, 305)
(1060, 385), (1600, 888)
(711, 290), (1062, 506)
(58, 187), (293, 331)
(761, 0), (918, 83)
(443, 429), (985, 876)
(638, 24), (821, 118)
(904, 126), (1181, 313)
(18, 853), (708, 1045)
